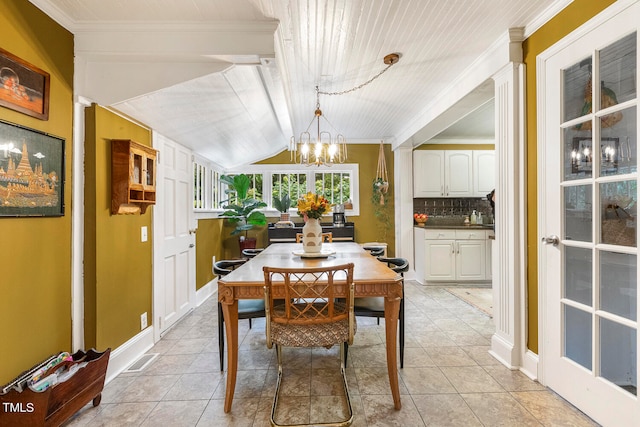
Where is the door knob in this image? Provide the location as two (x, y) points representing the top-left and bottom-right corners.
(541, 235), (560, 246)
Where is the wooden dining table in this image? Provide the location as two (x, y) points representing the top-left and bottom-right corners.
(218, 242), (403, 413)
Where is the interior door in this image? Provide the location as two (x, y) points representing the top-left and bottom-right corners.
(153, 133), (196, 339)
(540, 5), (639, 425)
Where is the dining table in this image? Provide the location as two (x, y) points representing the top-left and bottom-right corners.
(217, 242), (403, 413)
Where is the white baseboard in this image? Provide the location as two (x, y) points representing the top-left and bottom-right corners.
(196, 278), (217, 306)
(520, 349), (539, 381)
(489, 333), (516, 369)
(104, 327), (154, 384)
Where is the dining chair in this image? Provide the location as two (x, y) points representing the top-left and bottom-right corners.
(295, 231), (333, 243)
(351, 257), (409, 368)
(363, 245), (385, 257)
(241, 248), (264, 258)
(263, 263), (356, 427)
(214, 259), (266, 371)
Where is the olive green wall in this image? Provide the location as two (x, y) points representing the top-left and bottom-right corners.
(523, 0), (616, 353)
(84, 105), (153, 350)
(257, 144), (396, 255)
(0, 0), (74, 384)
(195, 218), (225, 289)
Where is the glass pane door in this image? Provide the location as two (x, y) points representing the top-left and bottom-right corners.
(561, 32), (638, 396)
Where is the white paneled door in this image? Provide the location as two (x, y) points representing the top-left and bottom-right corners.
(153, 133), (196, 340)
(540, 3), (639, 425)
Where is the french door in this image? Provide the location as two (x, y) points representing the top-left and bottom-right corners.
(540, 3), (639, 426)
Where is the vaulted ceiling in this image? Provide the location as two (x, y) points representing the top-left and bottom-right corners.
(29, 0), (568, 169)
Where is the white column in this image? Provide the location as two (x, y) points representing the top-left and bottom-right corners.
(72, 95), (92, 352)
(490, 61), (527, 370)
(394, 146), (415, 274)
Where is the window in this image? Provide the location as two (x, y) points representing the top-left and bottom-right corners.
(314, 171), (351, 205)
(194, 161), (205, 210)
(192, 161), (359, 215)
(272, 172), (307, 208)
(211, 169), (222, 209)
(229, 164), (360, 216)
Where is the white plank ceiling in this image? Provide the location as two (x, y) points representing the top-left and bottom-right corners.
(29, 0), (565, 168)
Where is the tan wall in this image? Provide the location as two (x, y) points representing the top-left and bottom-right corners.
(84, 105), (153, 350)
(0, 0), (74, 384)
(523, 0), (616, 353)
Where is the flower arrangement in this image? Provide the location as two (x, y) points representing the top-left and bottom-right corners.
(296, 192), (331, 220)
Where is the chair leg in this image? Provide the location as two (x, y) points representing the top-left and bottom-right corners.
(269, 343), (354, 427)
(249, 318), (252, 329)
(344, 342), (349, 365)
(399, 296), (405, 369)
(218, 302), (224, 371)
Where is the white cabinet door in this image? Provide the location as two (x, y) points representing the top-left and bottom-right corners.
(413, 227), (425, 285)
(456, 240), (486, 280)
(473, 150), (495, 197)
(425, 239), (456, 281)
(486, 237), (493, 280)
(413, 150), (444, 197)
(445, 151), (472, 197)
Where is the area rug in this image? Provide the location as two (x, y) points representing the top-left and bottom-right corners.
(445, 287), (493, 317)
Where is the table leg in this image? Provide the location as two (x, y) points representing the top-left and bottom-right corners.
(221, 297), (239, 413)
(384, 296), (402, 410)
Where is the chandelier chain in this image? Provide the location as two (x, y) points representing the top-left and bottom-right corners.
(318, 60), (397, 97)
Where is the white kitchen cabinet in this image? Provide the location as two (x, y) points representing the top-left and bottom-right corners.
(423, 228), (489, 283)
(424, 230), (456, 281)
(445, 151), (473, 197)
(413, 150), (445, 197)
(486, 235), (493, 280)
(413, 150), (472, 197)
(455, 230), (486, 280)
(473, 150), (495, 197)
(413, 227), (426, 284)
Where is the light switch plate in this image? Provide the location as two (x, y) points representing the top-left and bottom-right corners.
(141, 226), (148, 242)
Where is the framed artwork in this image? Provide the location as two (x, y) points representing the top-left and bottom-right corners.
(0, 47), (50, 120)
(0, 119), (64, 217)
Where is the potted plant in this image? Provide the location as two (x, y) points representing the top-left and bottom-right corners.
(273, 193), (291, 221)
(219, 174), (267, 250)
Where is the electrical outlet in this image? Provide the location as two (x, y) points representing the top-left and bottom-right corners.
(140, 312), (148, 330)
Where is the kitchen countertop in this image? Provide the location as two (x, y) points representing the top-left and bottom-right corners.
(414, 223), (494, 230)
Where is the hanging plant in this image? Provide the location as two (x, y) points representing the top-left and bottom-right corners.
(372, 141), (392, 241)
(373, 141), (389, 205)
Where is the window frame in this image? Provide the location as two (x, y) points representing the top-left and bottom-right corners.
(225, 163), (360, 217)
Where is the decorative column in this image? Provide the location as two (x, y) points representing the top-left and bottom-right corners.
(393, 145), (415, 275)
(490, 59), (529, 372)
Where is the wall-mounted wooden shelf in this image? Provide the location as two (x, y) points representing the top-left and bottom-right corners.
(111, 139), (157, 214)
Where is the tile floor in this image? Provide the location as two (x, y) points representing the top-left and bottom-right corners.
(64, 282), (599, 426)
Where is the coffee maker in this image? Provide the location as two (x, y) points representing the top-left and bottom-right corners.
(333, 204), (346, 227)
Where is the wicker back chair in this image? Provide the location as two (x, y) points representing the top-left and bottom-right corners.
(263, 263), (355, 427)
(214, 259), (265, 371)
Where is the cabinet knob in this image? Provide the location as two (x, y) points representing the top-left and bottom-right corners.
(189, 228), (197, 235)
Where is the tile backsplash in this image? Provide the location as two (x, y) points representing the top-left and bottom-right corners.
(414, 197), (494, 222)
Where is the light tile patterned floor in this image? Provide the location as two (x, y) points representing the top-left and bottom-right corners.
(64, 281), (599, 426)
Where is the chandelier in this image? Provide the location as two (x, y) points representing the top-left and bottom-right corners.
(290, 53), (401, 166)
